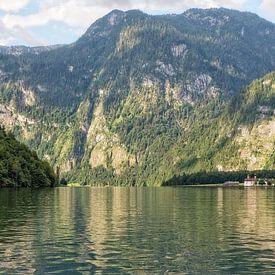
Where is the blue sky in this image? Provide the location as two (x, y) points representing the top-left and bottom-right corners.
(0, 0), (274, 46)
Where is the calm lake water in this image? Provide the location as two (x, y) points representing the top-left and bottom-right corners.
(0, 187), (275, 274)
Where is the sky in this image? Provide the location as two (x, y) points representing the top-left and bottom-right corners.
(0, 0), (274, 46)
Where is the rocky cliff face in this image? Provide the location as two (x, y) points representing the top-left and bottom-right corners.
(0, 8), (274, 185)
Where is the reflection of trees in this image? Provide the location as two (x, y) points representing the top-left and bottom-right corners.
(85, 187), (180, 272)
(236, 188), (275, 253)
(215, 188), (275, 272)
(0, 189), (52, 273)
(83, 187), (227, 272)
(1, 187), (275, 273)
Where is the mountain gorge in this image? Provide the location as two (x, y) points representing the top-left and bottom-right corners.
(0, 8), (274, 185)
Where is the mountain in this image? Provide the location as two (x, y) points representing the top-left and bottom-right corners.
(0, 8), (274, 185)
(160, 72), (275, 181)
(0, 127), (56, 187)
(223, 72), (275, 170)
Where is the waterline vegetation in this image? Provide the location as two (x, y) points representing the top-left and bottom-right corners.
(163, 170), (275, 186)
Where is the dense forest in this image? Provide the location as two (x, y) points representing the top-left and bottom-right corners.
(0, 128), (56, 187)
(164, 170), (275, 186)
(0, 8), (274, 186)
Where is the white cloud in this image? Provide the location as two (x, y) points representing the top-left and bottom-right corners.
(0, 0), (30, 12)
(2, 2), (109, 30)
(0, 18), (45, 46)
(259, 0), (275, 19)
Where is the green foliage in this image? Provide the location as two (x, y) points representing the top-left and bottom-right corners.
(0, 127), (57, 187)
(0, 9), (274, 186)
(163, 170), (275, 186)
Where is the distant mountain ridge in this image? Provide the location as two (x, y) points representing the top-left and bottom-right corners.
(0, 45), (63, 56)
(0, 8), (274, 185)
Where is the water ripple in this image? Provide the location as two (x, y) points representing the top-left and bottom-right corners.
(1, 187), (275, 273)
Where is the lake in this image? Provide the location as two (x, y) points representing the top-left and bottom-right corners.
(0, 187), (275, 273)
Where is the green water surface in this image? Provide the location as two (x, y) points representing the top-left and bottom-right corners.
(0, 187), (275, 274)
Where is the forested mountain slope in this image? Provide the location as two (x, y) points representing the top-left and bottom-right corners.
(0, 128), (56, 187)
(0, 8), (274, 185)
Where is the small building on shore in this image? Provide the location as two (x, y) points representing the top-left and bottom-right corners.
(244, 175), (257, 187)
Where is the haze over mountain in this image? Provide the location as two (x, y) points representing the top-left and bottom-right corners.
(0, 8), (274, 185)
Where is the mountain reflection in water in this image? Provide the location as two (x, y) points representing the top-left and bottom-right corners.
(0, 187), (275, 273)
